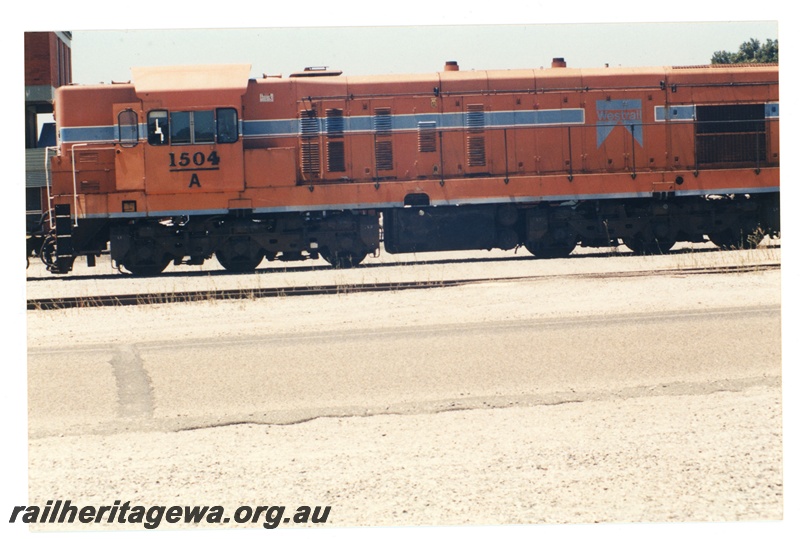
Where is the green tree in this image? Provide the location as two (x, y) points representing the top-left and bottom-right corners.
(711, 38), (778, 64)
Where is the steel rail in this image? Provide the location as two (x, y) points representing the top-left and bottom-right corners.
(27, 262), (780, 311)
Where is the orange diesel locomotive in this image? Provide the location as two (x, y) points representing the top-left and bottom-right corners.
(41, 59), (779, 275)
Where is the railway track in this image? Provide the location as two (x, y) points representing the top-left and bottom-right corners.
(27, 262), (780, 311)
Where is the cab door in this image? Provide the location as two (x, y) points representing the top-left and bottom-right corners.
(112, 103), (146, 193)
(143, 106), (244, 195)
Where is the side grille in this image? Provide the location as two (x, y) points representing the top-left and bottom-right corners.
(325, 109), (346, 172)
(373, 108), (393, 136)
(695, 104), (767, 166)
(375, 141), (394, 171)
(374, 108), (393, 171)
(466, 104), (486, 167)
(300, 109), (320, 175)
(418, 121), (437, 153)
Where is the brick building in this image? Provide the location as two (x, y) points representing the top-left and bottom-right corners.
(24, 31), (72, 245)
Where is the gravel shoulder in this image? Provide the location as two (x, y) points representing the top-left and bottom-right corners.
(27, 384), (782, 530)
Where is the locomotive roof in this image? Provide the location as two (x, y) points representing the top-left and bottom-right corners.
(120, 63), (776, 95)
(131, 64), (251, 103)
(55, 63), (775, 108)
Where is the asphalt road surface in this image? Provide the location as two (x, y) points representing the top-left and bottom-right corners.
(22, 254), (784, 530)
(28, 303), (780, 437)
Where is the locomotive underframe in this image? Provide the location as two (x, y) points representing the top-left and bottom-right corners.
(46, 191), (778, 275)
(103, 210), (381, 274)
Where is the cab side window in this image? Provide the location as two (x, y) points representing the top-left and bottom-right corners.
(170, 112), (192, 145)
(152, 109), (239, 145)
(217, 108), (239, 143)
(147, 110), (169, 146)
(193, 111), (215, 144)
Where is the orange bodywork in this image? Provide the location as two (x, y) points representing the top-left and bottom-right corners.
(40, 60), (779, 275)
(49, 61), (779, 221)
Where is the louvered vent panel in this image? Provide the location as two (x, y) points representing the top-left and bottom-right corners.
(375, 140), (394, 171)
(418, 121), (437, 152)
(327, 141), (345, 172)
(466, 104), (485, 132)
(467, 137), (486, 167)
(326, 109), (344, 137)
(300, 110), (320, 174)
(373, 108), (392, 135)
(300, 110), (319, 137)
(374, 108), (393, 171)
(301, 142), (320, 174)
(466, 104), (486, 167)
(325, 109), (346, 172)
(79, 180), (100, 192)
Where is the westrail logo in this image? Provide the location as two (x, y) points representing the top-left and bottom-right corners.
(596, 100), (643, 148)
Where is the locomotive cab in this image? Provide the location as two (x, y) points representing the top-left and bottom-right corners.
(125, 64), (249, 198)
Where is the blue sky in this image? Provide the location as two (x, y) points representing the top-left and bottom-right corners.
(69, 21), (778, 85)
(15, 1), (785, 85)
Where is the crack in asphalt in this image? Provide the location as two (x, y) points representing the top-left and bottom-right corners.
(28, 375), (780, 439)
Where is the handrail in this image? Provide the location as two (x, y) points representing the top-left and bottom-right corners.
(630, 124), (637, 179)
(70, 143), (88, 226)
(66, 143), (117, 226)
(43, 146), (57, 230)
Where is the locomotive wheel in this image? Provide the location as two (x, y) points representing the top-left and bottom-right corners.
(216, 238), (264, 273)
(321, 249), (368, 269)
(622, 217), (677, 255)
(708, 224), (764, 250)
(524, 236), (577, 259)
(120, 242), (169, 276)
(122, 258), (170, 276)
(622, 236), (676, 256)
